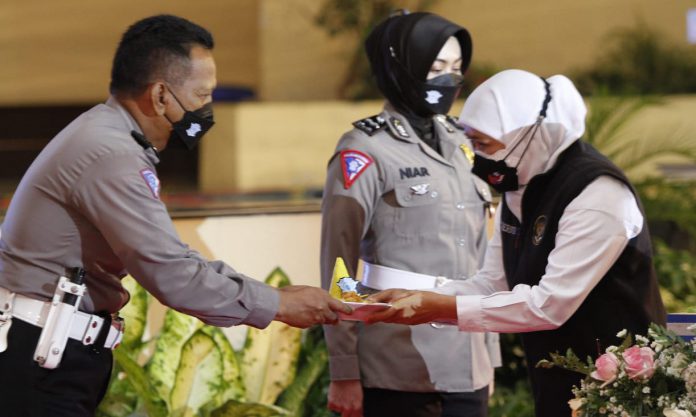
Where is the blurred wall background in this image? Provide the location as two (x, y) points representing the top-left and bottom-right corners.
(2, 0), (694, 105)
(3, 0), (696, 196)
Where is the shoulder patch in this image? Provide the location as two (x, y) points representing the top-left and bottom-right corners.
(140, 168), (160, 199)
(352, 115), (387, 136)
(340, 149), (374, 189)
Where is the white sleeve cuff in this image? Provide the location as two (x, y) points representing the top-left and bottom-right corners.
(456, 295), (487, 332)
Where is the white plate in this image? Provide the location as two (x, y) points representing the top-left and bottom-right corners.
(338, 301), (391, 321)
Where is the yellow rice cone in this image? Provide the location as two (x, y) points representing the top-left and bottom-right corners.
(330, 257), (349, 300)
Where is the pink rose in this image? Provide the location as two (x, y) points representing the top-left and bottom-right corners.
(591, 352), (620, 386)
(622, 345), (656, 380)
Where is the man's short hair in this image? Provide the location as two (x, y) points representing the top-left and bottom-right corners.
(110, 14), (214, 96)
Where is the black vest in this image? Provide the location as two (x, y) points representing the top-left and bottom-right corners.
(500, 140), (666, 417)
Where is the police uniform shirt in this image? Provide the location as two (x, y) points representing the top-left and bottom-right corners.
(321, 103), (500, 392)
(0, 97), (278, 328)
(440, 176), (644, 333)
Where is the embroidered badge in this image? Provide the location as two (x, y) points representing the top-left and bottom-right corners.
(460, 144), (475, 165)
(399, 166), (430, 179)
(532, 215), (547, 245)
(140, 169), (161, 198)
(340, 150), (373, 189)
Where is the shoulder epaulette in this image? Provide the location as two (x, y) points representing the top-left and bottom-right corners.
(352, 115), (387, 136)
(445, 115), (466, 130)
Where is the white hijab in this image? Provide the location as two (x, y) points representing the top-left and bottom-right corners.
(458, 69), (587, 219)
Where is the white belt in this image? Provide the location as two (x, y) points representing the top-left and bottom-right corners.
(0, 286), (123, 349)
(359, 261), (451, 290)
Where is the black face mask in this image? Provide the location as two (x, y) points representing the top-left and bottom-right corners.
(471, 153), (520, 193)
(165, 88), (215, 150)
(416, 73), (463, 115)
(471, 77), (552, 193)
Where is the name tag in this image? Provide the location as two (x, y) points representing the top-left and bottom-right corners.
(501, 222), (519, 235)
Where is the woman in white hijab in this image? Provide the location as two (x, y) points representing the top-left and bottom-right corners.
(368, 69), (666, 417)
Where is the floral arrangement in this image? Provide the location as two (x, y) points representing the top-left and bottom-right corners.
(537, 324), (696, 417)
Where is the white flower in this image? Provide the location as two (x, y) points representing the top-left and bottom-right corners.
(663, 409), (693, 417)
(616, 329), (628, 338)
(643, 386), (651, 394)
(568, 398), (585, 411)
(684, 363), (696, 395)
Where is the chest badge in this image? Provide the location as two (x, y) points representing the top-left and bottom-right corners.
(532, 215), (547, 246)
(409, 183), (430, 195)
(460, 144), (475, 165)
(340, 149), (374, 189)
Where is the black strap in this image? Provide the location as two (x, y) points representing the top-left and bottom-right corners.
(539, 77), (552, 119)
(91, 314), (112, 353)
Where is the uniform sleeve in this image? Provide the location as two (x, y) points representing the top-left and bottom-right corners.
(321, 137), (382, 381)
(71, 152), (278, 328)
(455, 176), (642, 333)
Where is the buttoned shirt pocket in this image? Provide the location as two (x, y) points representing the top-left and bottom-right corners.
(390, 178), (442, 238)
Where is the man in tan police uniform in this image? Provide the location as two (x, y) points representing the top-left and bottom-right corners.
(321, 11), (500, 417)
(0, 15), (348, 417)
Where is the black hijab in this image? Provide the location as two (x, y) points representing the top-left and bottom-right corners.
(365, 12), (472, 119)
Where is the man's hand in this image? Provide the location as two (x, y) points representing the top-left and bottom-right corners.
(275, 285), (352, 328)
(328, 380), (363, 417)
(364, 289), (457, 325)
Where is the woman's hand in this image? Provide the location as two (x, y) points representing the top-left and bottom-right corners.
(364, 289), (457, 325)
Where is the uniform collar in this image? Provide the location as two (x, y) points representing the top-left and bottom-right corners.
(381, 103), (459, 167)
(105, 96), (160, 165)
(105, 96), (145, 136)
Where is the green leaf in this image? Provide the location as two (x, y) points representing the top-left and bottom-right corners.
(170, 330), (218, 417)
(209, 400), (289, 417)
(201, 326), (246, 404)
(264, 267), (292, 288)
(276, 338), (328, 416)
(145, 309), (205, 406)
(95, 362), (139, 417)
(241, 268), (302, 405)
(118, 275), (149, 351)
(113, 348), (168, 417)
(536, 350), (590, 375)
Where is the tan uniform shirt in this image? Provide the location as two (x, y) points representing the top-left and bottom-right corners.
(0, 97), (278, 328)
(321, 104), (501, 392)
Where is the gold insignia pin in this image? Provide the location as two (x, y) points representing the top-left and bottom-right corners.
(460, 144), (475, 165)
